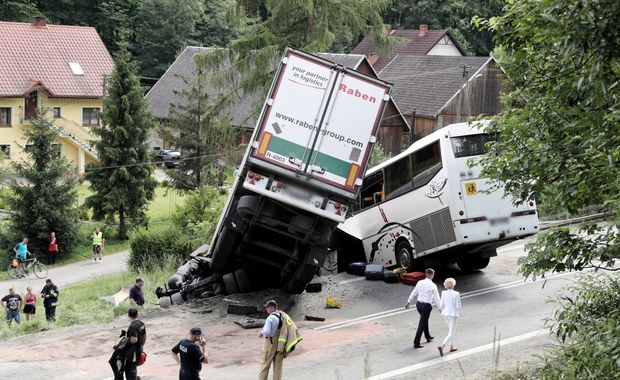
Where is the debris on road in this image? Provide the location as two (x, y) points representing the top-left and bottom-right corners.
(304, 315), (326, 322)
(326, 296), (343, 309)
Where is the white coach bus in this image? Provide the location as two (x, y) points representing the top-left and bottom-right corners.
(331, 120), (539, 272)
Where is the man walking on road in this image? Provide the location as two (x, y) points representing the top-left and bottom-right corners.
(92, 226), (105, 263)
(171, 327), (208, 380)
(405, 268), (440, 349)
(40, 278), (59, 322)
(2, 288), (23, 325)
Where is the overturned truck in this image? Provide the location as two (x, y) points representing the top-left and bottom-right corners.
(158, 48), (392, 306)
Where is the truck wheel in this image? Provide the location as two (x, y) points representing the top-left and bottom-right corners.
(171, 292), (184, 305)
(288, 215), (332, 245)
(223, 272), (240, 294)
(285, 264), (317, 294)
(457, 256), (490, 272)
(211, 227), (239, 272)
(396, 240), (415, 272)
(234, 269), (251, 293)
(237, 195), (259, 220)
(159, 296), (172, 308)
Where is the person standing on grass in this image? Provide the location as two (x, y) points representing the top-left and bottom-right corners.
(48, 231), (59, 265)
(129, 278), (145, 308)
(437, 277), (462, 356)
(404, 268), (440, 349)
(23, 287), (37, 321)
(92, 226), (105, 263)
(2, 288), (23, 326)
(40, 278), (59, 322)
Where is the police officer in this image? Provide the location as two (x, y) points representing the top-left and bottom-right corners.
(171, 327), (208, 380)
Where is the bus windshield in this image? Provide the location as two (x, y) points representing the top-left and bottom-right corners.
(451, 133), (496, 158)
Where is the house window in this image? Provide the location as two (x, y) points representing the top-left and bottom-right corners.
(1, 108), (11, 127)
(82, 108), (100, 126)
(53, 107), (61, 118)
(0, 144), (11, 158)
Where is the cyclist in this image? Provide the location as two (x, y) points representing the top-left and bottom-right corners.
(13, 238), (31, 278)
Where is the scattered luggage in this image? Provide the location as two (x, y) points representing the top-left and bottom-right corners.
(347, 262), (367, 276)
(383, 271), (400, 283)
(365, 264), (384, 280)
(403, 271), (425, 286)
(305, 283), (323, 293)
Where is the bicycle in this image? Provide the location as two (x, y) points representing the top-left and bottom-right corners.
(7, 255), (48, 279)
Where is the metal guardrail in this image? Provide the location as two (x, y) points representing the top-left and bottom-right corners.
(539, 213), (609, 231)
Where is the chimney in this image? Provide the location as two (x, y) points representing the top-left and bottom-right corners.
(33, 16), (47, 27)
(419, 24), (428, 37)
(367, 54), (379, 66)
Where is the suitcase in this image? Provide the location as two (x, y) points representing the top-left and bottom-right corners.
(365, 264), (384, 280)
(347, 262), (367, 276)
(383, 271), (400, 283)
(403, 271), (425, 286)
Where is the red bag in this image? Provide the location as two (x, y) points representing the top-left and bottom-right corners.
(403, 271), (425, 286)
(137, 352), (147, 366)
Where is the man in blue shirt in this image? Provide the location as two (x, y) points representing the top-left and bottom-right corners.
(129, 278), (145, 307)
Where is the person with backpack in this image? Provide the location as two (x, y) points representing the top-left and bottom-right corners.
(258, 300), (302, 380)
(114, 308), (146, 380)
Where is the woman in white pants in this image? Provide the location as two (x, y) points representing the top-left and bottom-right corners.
(437, 277), (461, 356)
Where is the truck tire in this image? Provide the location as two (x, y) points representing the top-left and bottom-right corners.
(171, 292), (184, 305)
(211, 227), (239, 272)
(288, 215), (332, 245)
(396, 240), (415, 272)
(159, 296), (172, 308)
(457, 256), (490, 272)
(285, 264), (317, 294)
(223, 272), (240, 294)
(234, 268), (251, 293)
(237, 195), (260, 220)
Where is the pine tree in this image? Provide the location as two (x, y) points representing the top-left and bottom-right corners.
(85, 44), (157, 239)
(159, 68), (238, 190)
(7, 109), (79, 255)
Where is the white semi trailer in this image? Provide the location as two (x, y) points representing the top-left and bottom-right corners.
(161, 48), (392, 303)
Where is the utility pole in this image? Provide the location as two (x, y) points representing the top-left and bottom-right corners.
(456, 65), (470, 122)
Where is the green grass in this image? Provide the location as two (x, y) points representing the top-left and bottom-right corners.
(0, 261), (179, 340)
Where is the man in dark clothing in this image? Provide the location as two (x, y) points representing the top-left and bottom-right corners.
(40, 279), (59, 322)
(117, 308), (147, 380)
(171, 327), (208, 380)
(2, 288), (23, 325)
(129, 278), (145, 307)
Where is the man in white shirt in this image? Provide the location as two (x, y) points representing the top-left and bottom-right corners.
(404, 268), (440, 348)
(258, 300), (284, 380)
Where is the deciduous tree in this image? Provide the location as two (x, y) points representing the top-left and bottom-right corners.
(477, 0), (620, 278)
(85, 45), (156, 239)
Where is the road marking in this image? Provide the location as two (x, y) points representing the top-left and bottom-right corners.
(316, 271), (576, 331)
(365, 329), (547, 380)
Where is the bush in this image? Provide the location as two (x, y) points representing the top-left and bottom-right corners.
(128, 225), (190, 272)
(77, 204), (92, 221)
(532, 272), (620, 378)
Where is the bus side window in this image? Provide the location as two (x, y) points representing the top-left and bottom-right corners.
(359, 172), (384, 209)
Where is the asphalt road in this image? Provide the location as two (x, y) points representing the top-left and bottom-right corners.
(0, 238), (577, 379)
(0, 250), (129, 296)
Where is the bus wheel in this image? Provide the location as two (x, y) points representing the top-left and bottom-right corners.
(396, 240), (415, 272)
(457, 256), (490, 272)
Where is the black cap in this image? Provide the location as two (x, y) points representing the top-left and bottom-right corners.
(262, 300), (277, 308)
(190, 327), (202, 335)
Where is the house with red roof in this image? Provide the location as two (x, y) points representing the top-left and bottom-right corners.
(351, 25), (466, 72)
(0, 16), (114, 174)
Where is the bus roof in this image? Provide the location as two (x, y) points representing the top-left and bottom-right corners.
(367, 120), (491, 176)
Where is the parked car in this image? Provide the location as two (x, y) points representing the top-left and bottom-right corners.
(154, 149), (181, 168)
